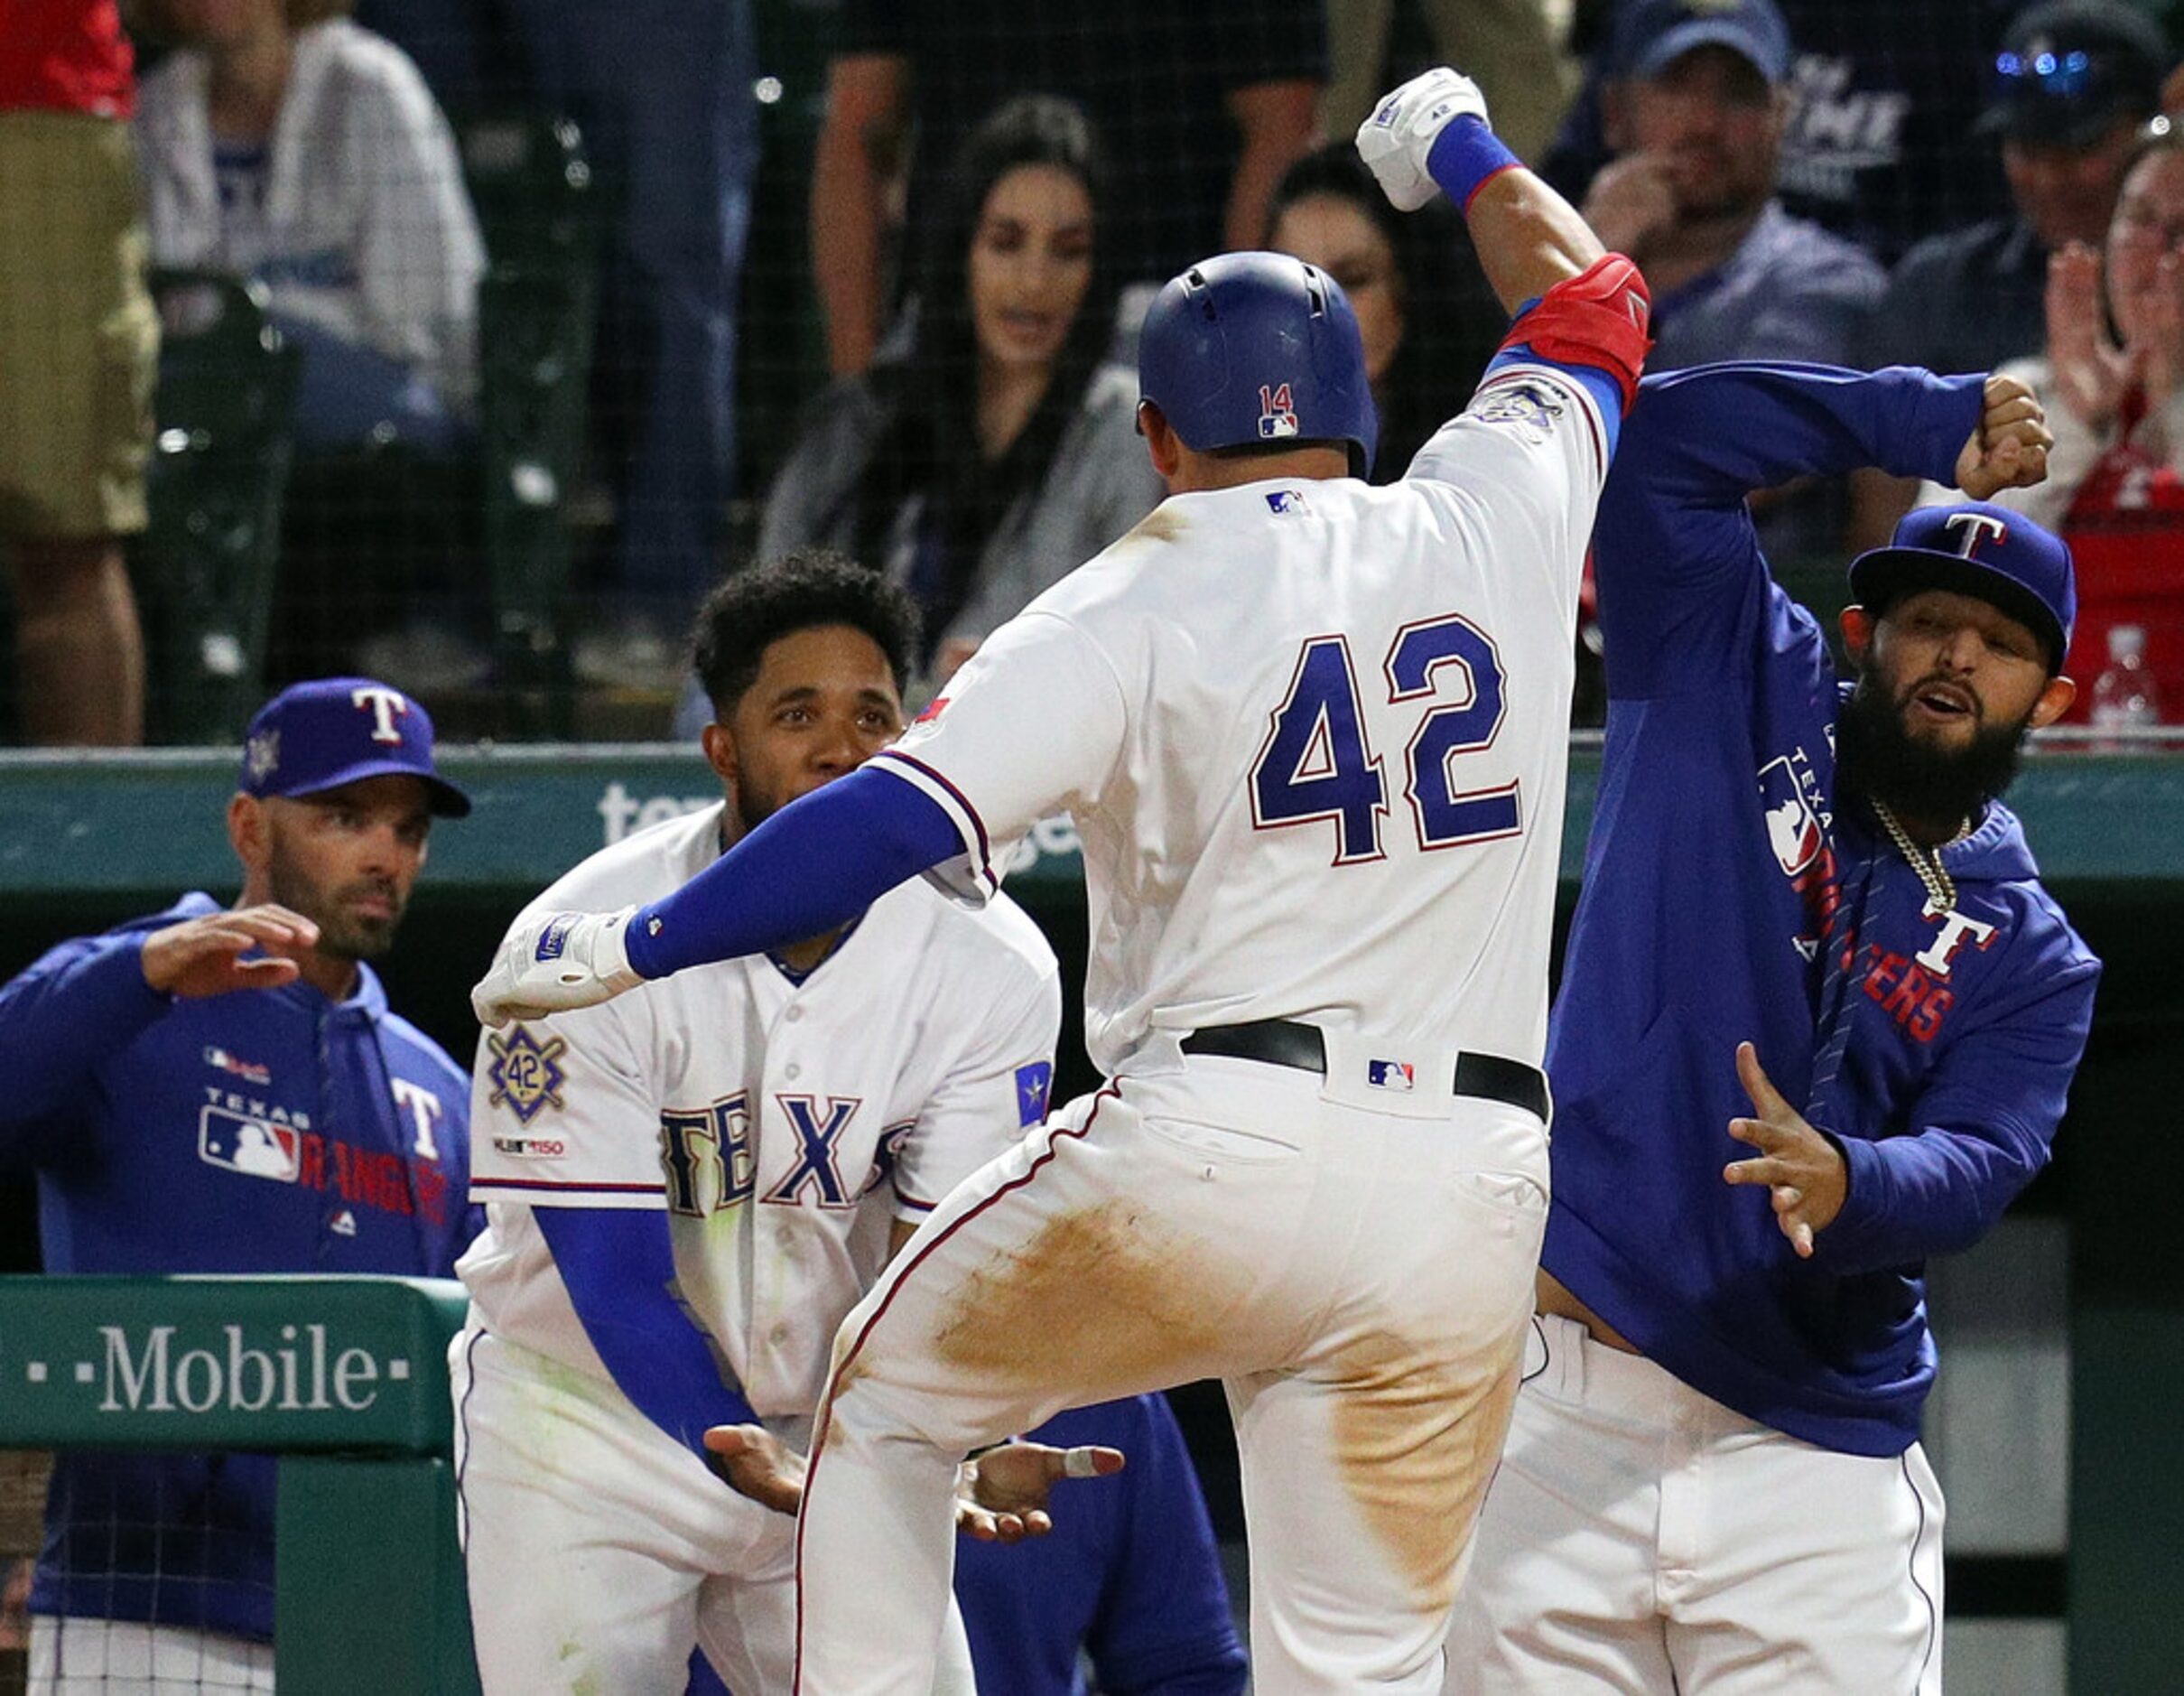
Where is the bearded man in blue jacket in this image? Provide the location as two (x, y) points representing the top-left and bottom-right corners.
(1449, 362), (2095, 1694)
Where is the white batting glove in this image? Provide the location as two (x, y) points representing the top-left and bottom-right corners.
(470, 904), (645, 1026)
(1355, 67), (1492, 210)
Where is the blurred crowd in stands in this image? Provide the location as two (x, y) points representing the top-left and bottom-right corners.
(5, 0), (2184, 745)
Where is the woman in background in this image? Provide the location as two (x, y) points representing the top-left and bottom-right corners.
(757, 92), (1161, 688)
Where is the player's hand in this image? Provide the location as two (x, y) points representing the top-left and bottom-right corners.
(140, 904), (319, 998)
(1578, 154), (1678, 261)
(2046, 241), (2131, 430)
(1722, 1041), (1846, 1259)
(954, 1440), (1127, 1543)
(1355, 67), (1491, 211)
(470, 905), (644, 1027)
(1955, 373), (2053, 499)
(702, 1423), (806, 1516)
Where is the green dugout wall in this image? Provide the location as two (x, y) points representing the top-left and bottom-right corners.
(0, 1276), (479, 1693)
(1, 743), (2179, 1690)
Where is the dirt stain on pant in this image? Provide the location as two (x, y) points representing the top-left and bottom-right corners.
(931, 1200), (1239, 1392)
(1330, 1319), (1528, 1613)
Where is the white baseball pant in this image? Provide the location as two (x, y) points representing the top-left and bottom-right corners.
(451, 1320), (975, 1694)
(795, 1046), (1550, 1694)
(1445, 1313), (1947, 1693)
(27, 1617), (274, 1694)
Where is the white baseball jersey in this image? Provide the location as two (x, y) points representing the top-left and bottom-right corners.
(456, 802), (1062, 1416)
(878, 358), (1607, 1076)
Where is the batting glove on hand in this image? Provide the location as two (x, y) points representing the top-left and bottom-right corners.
(470, 904), (644, 1026)
(1355, 67), (1492, 210)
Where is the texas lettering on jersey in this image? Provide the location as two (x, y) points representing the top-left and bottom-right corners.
(196, 1085), (453, 1224)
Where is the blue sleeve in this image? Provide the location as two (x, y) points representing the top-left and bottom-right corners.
(1595, 362), (1984, 697)
(1817, 946), (2099, 1277)
(1482, 341), (1626, 458)
(534, 1206), (759, 1459)
(1085, 1396), (1249, 1696)
(625, 764), (961, 981)
(0, 929), (171, 1152)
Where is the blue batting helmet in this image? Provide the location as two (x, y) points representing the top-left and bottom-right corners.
(1138, 252), (1380, 479)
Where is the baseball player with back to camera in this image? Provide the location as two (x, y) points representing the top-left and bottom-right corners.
(1443, 359), (2096, 1691)
(0, 677), (477, 1691)
(451, 550), (1156, 1693)
(475, 66), (1653, 1692)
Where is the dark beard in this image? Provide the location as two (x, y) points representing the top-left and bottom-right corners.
(1835, 668), (2030, 827)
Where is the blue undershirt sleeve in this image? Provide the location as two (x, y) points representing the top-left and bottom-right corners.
(625, 765), (961, 981)
(534, 1206), (759, 1460)
(1482, 343), (1626, 457)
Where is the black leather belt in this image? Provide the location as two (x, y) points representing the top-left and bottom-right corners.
(1180, 1019), (1549, 1122)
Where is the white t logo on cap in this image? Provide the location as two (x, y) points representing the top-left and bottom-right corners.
(1943, 511), (2008, 558)
(351, 685), (410, 745)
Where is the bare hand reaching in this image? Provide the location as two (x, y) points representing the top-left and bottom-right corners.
(1722, 1041), (1846, 1259)
(703, 1422), (1125, 1542)
(1954, 373), (2053, 499)
(955, 1438), (1126, 1542)
(139, 905), (319, 998)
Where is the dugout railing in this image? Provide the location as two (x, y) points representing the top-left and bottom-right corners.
(0, 1275), (479, 1694)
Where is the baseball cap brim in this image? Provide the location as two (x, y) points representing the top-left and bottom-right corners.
(282, 756), (473, 817)
(1631, 21), (1786, 83)
(1847, 548), (2068, 670)
(1975, 94), (2138, 149)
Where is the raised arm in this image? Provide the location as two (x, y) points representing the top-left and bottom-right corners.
(1355, 67), (1605, 318)
(1593, 365), (2046, 695)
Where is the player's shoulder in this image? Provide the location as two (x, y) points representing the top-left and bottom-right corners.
(508, 803), (727, 936)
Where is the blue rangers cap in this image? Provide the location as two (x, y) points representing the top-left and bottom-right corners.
(237, 676), (471, 816)
(1848, 502), (2077, 673)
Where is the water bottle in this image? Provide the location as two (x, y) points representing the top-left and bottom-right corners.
(2089, 624), (2163, 750)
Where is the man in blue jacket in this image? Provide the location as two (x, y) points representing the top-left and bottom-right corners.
(0, 676), (478, 1690)
(1449, 363), (2096, 1692)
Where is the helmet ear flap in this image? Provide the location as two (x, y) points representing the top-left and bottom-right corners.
(1138, 251), (1380, 479)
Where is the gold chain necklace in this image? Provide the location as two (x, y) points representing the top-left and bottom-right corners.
(1870, 797), (1972, 917)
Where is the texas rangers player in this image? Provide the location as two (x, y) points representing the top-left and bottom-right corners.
(450, 552), (1069, 1693)
(1445, 363), (2093, 1692)
(473, 68), (1649, 1692)
(0, 676), (476, 1691)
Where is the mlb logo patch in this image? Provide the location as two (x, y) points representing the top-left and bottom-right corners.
(915, 694), (950, 725)
(200, 1107), (301, 1182)
(1756, 756), (1823, 876)
(1266, 489), (1309, 517)
(1367, 1059), (1416, 1093)
(1258, 382), (1299, 440)
(1015, 1060), (1054, 1126)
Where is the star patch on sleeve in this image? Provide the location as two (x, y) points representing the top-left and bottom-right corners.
(1014, 1060), (1054, 1127)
